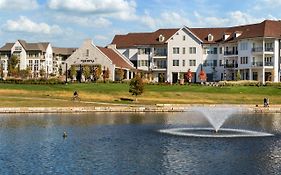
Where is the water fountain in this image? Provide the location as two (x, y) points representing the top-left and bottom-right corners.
(159, 106), (274, 138)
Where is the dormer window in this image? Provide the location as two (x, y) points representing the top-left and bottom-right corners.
(224, 32), (231, 40)
(159, 34), (165, 42)
(208, 34), (214, 41)
(234, 31), (242, 38)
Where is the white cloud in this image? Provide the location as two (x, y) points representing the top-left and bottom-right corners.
(139, 11), (190, 29)
(94, 35), (109, 41)
(54, 14), (111, 28)
(47, 0), (137, 20)
(193, 11), (265, 27)
(3, 16), (63, 35)
(0, 0), (38, 10)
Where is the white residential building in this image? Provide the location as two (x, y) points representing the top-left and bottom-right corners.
(0, 40), (53, 77)
(112, 20), (281, 83)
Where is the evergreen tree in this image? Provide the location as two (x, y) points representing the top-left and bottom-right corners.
(129, 74), (144, 101)
(236, 70), (241, 81)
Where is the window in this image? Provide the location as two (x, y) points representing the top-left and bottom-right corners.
(219, 60), (223, 66)
(265, 56), (272, 62)
(28, 60), (33, 69)
(240, 42), (248, 50)
(86, 49), (89, 57)
(219, 47), (222, 54)
(138, 48), (150, 55)
(204, 47), (217, 54)
(138, 60), (148, 67)
(182, 60), (185, 67)
(183, 35), (186, 41)
(208, 34), (214, 41)
(189, 60), (196, 66)
(34, 60), (39, 71)
(189, 47), (196, 54)
(173, 47), (180, 54)
(213, 60), (217, 67)
(214, 48), (218, 54)
(182, 47), (186, 54)
(240, 57), (248, 64)
(173, 60), (179, 66)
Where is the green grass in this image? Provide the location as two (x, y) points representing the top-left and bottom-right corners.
(0, 83), (280, 107)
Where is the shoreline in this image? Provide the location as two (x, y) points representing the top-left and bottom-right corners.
(0, 104), (280, 113)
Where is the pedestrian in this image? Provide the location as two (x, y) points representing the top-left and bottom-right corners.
(264, 97), (267, 107)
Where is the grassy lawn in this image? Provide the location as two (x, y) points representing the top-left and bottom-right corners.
(0, 83), (280, 107)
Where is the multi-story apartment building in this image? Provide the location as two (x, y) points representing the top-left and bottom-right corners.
(0, 40), (79, 77)
(112, 20), (281, 83)
(0, 40), (53, 77)
(52, 47), (77, 75)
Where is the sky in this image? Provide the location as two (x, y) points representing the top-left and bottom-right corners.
(0, 0), (280, 48)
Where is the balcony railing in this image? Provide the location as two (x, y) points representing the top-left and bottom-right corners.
(252, 47), (263, 52)
(252, 62), (263, 67)
(252, 62), (274, 67)
(153, 52), (167, 57)
(224, 51), (238, 55)
(225, 64), (238, 68)
(252, 47), (274, 52)
(265, 62), (274, 66)
(265, 47), (274, 52)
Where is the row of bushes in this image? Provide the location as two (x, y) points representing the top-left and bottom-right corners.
(0, 78), (65, 85)
(218, 80), (281, 87)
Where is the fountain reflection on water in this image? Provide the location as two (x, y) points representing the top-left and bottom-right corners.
(159, 106), (274, 138)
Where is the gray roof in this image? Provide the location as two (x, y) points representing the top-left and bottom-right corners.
(52, 47), (77, 55)
(0, 43), (14, 51)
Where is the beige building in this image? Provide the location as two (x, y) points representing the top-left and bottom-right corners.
(63, 39), (135, 81)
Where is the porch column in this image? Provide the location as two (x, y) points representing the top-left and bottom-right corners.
(249, 68), (252, 80)
(126, 69), (129, 80)
(262, 68), (265, 84)
(262, 38), (265, 84)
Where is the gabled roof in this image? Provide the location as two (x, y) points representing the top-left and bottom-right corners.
(98, 46), (134, 69)
(111, 28), (179, 48)
(112, 20), (281, 46)
(190, 20), (281, 44)
(0, 43), (14, 51)
(2, 40), (51, 52)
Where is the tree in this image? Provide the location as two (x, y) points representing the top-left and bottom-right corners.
(185, 69), (193, 84)
(129, 74), (144, 102)
(116, 68), (124, 81)
(19, 67), (32, 79)
(102, 67), (110, 83)
(39, 68), (46, 78)
(93, 65), (102, 81)
(70, 65), (77, 80)
(59, 65), (62, 76)
(236, 70), (241, 81)
(199, 65), (207, 83)
(83, 65), (91, 81)
(8, 55), (19, 77)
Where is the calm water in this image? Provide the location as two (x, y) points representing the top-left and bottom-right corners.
(0, 112), (281, 175)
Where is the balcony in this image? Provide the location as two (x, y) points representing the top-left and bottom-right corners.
(252, 62), (263, 67)
(225, 63), (238, 68)
(252, 47), (274, 53)
(252, 62), (274, 67)
(224, 51), (238, 56)
(265, 62), (274, 66)
(153, 52), (167, 57)
(265, 47), (274, 52)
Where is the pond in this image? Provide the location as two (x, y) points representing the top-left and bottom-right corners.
(0, 112), (280, 174)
